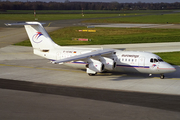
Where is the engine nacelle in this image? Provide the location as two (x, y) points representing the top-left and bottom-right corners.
(99, 57), (116, 70)
(86, 59), (104, 73)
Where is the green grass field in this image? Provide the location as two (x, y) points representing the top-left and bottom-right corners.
(16, 27), (180, 46)
(1, 10), (179, 23)
(156, 52), (180, 65)
(0, 10), (172, 21)
(15, 27), (180, 65)
(5, 10), (166, 14)
(0, 14), (121, 21)
(83, 13), (180, 24)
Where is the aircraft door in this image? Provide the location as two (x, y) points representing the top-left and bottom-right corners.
(56, 51), (62, 60)
(138, 57), (145, 67)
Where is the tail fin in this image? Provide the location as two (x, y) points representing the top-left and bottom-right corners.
(5, 22), (59, 50)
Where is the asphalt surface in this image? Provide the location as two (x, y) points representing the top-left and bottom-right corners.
(1, 88), (180, 120)
(0, 79), (180, 120)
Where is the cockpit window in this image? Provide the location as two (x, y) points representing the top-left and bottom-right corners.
(158, 59), (164, 62)
(150, 58), (163, 63)
(154, 59), (158, 62)
(150, 58), (153, 63)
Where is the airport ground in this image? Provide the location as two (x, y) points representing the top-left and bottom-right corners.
(1, 20), (180, 120)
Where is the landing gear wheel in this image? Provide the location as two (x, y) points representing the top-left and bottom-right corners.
(88, 73), (97, 76)
(160, 74), (164, 79)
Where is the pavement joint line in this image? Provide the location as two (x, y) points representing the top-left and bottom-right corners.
(0, 42), (14, 43)
(0, 52), (32, 55)
(0, 64), (34, 69)
(0, 32), (24, 39)
(170, 78), (180, 80)
(0, 63), (84, 73)
(35, 67), (84, 73)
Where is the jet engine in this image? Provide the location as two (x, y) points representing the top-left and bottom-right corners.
(86, 59), (104, 73)
(99, 57), (116, 70)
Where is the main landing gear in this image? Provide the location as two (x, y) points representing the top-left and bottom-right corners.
(88, 73), (97, 76)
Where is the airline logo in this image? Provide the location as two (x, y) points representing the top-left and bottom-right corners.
(152, 64), (156, 67)
(150, 64), (157, 69)
(32, 32), (43, 43)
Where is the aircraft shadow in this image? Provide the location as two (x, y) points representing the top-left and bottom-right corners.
(95, 65), (180, 81)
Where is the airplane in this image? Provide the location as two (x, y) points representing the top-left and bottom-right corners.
(5, 22), (176, 79)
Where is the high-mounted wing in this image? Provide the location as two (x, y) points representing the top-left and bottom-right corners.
(52, 49), (115, 64)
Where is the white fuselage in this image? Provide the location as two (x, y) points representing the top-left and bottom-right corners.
(34, 47), (176, 75)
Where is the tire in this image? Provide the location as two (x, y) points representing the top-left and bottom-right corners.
(160, 74), (164, 79)
(88, 73), (96, 76)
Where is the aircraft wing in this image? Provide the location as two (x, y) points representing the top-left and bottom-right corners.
(52, 49), (115, 64)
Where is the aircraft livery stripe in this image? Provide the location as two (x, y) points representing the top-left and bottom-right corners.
(70, 62), (150, 69)
(116, 64), (150, 68)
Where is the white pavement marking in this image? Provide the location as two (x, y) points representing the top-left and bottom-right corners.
(93, 23), (178, 29)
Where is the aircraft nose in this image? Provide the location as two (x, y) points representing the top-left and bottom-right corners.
(159, 62), (176, 73)
(167, 64), (176, 73)
(170, 65), (176, 72)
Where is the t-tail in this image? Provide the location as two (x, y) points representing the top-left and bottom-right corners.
(5, 22), (60, 59)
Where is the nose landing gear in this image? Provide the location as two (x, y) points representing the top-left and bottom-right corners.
(160, 74), (164, 79)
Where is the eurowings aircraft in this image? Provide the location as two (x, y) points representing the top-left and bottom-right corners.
(5, 22), (176, 79)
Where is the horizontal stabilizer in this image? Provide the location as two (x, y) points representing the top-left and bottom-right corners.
(5, 22), (45, 26)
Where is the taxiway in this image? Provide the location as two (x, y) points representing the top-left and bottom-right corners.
(1, 22), (180, 120)
(0, 45), (180, 95)
(0, 45), (180, 120)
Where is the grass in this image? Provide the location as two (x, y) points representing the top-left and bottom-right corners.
(5, 10), (168, 14)
(0, 9), (167, 21)
(83, 13), (180, 24)
(0, 13), (131, 21)
(1, 10), (179, 23)
(46, 27), (180, 45)
(14, 26), (180, 65)
(15, 27), (180, 46)
(156, 52), (180, 65)
(15, 27), (180, 65)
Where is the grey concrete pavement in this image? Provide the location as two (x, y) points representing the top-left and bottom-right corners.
(0, 45), (180, 96)
(0, 46), (180, 120)
(93, 23), (180, 29)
